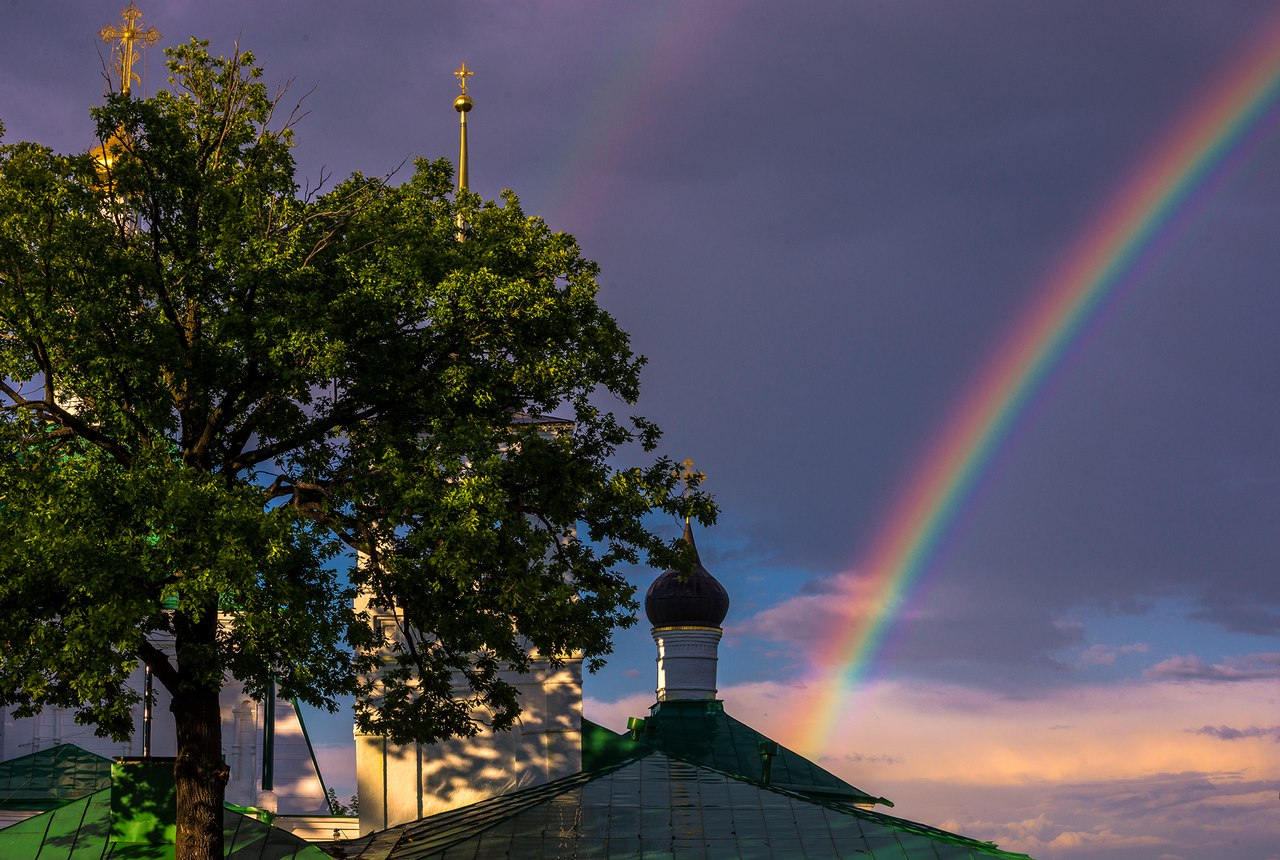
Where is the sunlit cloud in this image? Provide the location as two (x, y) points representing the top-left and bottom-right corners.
(945, 774), (1280, 859)
(1143, 652), (1280, 681)
(723, 571), (875, 648)
(1074, 642), (1149, 666)
(586, 673), (1280, 859)
(724, 569), (959, 660)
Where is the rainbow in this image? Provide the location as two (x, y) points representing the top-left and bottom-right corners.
(797, 11), (1280, 754)
(540, 7), (716, 230)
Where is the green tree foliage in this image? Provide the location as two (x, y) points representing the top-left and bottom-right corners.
(0, 41), (710, 860)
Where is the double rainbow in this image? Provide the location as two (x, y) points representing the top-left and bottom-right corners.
(799, 11), (1280, 753)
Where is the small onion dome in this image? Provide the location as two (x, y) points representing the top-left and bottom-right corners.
(645, 521), (730, 628)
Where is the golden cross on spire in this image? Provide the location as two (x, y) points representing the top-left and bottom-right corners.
(454, 61), (474, 94)
(677, 458), (704, 495)
(99, 3), (161, 96)
(675, 458), (704, 525)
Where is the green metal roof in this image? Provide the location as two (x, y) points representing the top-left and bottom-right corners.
(0, 788), (330, 859)
(614, 700), (890, 807)
(581, 718), (648, 772)
(349, 749), (1032, 859)
(0, 746), (113, 810)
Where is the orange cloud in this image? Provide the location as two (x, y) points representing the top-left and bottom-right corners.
(586, 674), (1280, 858)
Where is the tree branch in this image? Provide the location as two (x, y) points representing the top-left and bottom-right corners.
(137, 639), (181, 695)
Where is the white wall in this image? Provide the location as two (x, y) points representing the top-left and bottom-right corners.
(355, 655), (583, 834)
(1, 666), (330, 814)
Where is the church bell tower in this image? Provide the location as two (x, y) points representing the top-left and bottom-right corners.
(353, 68), (584, 834)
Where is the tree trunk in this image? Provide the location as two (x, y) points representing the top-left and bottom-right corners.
(172, 684), (228, 860)
(171, 602), (229, 860)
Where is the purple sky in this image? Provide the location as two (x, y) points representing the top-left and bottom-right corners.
(5, 3), (1280, 858)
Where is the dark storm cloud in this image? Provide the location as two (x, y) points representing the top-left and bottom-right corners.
(9, 7), (1280, 854)
(7, 0), (1280, 733)
(726, 569), (1090, 690)
(1189, 602), (1280, 636)
(557, 1), (1280, 627)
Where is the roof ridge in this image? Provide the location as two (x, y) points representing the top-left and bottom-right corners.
(0, 785), (331, 858)
(634, 702), (888, 804)
(350, 748), (1034, 859)
(379, 751), (656, 856)
(629, 749), (1033, 860)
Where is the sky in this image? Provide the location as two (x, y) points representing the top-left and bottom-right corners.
(4, 2), (1280, 858)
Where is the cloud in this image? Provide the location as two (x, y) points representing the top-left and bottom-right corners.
(724, 569), (1085, 688)
(1187, 725), (1280, 742)
(1143, 652), (1280, 682)
(724, 571), (876, 647)
(941, 773), (1280, 860)
(1074, 642), (1149, 667)
(589, 673), (1280, 859)
(590, 673), (1280, 785)
(1053, 617), (1086, 635)
(835, 751), (902, 766)
(845, 771), (1280, 859)
(1187, 601), (1280, 636)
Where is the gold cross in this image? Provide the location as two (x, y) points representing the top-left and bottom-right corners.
(455, 61), (474, 94)
(677, 458), (704, 496)
(99, 3), (161, 96)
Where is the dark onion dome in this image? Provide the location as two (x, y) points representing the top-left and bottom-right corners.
(645, 522), (730, 628)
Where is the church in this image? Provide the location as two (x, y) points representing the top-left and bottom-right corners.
(336, 67), (1030, 857)
(0, 7), (1034, 858)
(332, 518), (1031, 859)
(0, 518), (1033, 858)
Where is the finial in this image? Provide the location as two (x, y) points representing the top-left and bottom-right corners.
(675, 458), (703, 525)
(453, 62), (474, 116)
(453, 62), (473, 203)
(455, 61), (474, 94)
(99, 3), (161, 97)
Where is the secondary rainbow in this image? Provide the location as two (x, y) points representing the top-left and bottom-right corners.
(794, 11), (1280, 754)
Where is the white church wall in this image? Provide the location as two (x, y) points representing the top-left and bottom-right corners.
(1, 658), (176, 762)
(0, 665), (330, 814)
(219, 679), (330, 814)
(356, 656), (583, 834)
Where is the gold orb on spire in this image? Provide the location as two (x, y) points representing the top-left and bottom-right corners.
(454, 61), (474, 112)
(453, 61), (474, 200)
(92, 4), (160, 184)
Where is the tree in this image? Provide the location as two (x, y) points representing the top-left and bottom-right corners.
(0, 41), (710, 860)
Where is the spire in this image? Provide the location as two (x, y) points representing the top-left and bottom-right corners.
(453, 62), (474, 195)
(99, 3), (161, 97)
(681, 518), (700, 561)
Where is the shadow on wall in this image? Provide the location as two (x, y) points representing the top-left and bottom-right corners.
(223, 688), (330, 814)
(356, 658), (585, 834)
